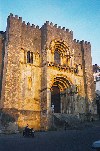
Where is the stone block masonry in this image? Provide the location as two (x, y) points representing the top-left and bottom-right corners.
(0, 13), (96, 131)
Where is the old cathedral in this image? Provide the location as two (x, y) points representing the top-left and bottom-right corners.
(0, 14), (96, 130)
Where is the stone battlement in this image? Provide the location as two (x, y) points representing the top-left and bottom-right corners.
(8, 13), (74, 35)
(42, 20), (73, 35)
(7, 13), (92, 44)
(73, 39), (91, 45)
(8, 13), (40, 30)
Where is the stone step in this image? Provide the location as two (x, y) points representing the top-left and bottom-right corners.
(53, 113), (80, 127)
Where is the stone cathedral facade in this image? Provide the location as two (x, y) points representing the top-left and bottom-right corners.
(0, 14), (96, 130)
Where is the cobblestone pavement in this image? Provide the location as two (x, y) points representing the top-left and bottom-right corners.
(0, 121), (100, 151)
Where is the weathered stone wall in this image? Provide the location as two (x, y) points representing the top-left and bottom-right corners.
(0, 34), (3, 79)
(40, 25), (48, 130)
(46, 25), (85, 94)
(81, 41), (95, 113)
(82, 42), (95, 100)
(44, 22), (85, 96)
(40, 22), (89, 128)
(73, 40), (85, 97)
(1, 14), (22, 109)
(45, 22), (73, 50)
(0, 33), (3, 96)
(0, 32), (5, 98)
(0, 14), (96, 130)
(1, 14), (41, 130)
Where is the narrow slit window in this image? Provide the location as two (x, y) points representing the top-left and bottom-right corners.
(27, 51), (33, 63)
(27, 51), (30, 63)
(30, 52), (33, 63)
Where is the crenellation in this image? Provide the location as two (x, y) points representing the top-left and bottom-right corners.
(27, 22), (30, 26)
(73, 39), (76, 42)
(10, 13), (13, 17)
(84, 41), (91, 46)
(66, 29), (69, 32)
(73, 39), (80, 44)
(88, 42), (91, 45)
(36, 25), (39, 29)
(62, 27), (65, 30)
(0, 31), (5, 35)
(70, 30), (73, 34)
(58, 26), (61, 29)
(50, 22), (53, 26)
(22, 21), (25, 24)
(43, 23), (46, 26)
(15, 15), (18, 19)
(46, 21), (49, 25)
(31, 24), (35, 28)
(23, 21), (38, 30)
(19, 17), (22, 22)
(54, 24), (57, 28)
(81, 40), (84, 44)
(82, 40), (91, 46)
(85, 41), (88, 44)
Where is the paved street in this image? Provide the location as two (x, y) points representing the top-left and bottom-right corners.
(0, 121), (100, 151)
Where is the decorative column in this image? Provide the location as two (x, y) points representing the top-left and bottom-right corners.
(60, 92), (63, 113)
(47, 88), (52, 129)
(60, 91), (66, 113)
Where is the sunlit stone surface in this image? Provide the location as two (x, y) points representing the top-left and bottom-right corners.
(0, 14), (96, 131)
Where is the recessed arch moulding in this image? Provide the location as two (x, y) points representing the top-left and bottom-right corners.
(47, 39), (84, 95)
(47, 73), (81, 115)
(48, 39), (72, 66)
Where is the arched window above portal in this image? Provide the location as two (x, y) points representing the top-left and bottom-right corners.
(54, 49), (61, 65)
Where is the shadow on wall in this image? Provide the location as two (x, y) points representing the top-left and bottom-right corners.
(0, 108), (40, 133)
(0, 108), (19, 133)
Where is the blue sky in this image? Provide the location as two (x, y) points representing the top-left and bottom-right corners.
(0, 0), (100, 65)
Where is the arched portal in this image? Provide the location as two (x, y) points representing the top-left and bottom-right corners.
(51, 85), (60, 113)
(50, 76), (72, 113)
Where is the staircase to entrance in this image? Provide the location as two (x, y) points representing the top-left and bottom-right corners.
(52, 113), (81, 129)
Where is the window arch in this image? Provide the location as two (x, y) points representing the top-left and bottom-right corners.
(54, 49), (61, 64)
(27, 51), (33, 63)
